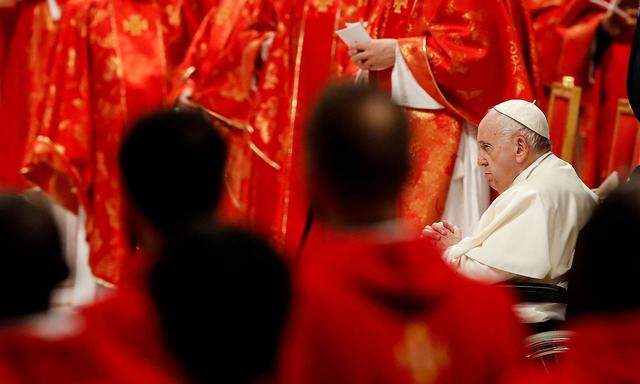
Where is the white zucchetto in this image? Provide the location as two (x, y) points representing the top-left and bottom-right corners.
(492, 99), (550, 139)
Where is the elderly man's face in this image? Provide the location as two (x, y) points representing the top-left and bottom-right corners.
(477, 113), (522, 193)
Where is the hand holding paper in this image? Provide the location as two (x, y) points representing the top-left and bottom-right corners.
(336, 22), (372, 48)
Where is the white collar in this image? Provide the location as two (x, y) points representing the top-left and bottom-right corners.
(510, 152), (553, 187)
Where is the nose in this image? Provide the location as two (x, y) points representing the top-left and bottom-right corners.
(477, 153), (488, 167)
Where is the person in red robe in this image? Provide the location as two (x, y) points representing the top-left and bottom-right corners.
(279, 84), (525, 384)
(530, 0), (639, 185)
(348, 0), (536, 236)
(151, 227), (291, 383)
(170, 0), (281, 226)
(175, 0), (372, 257)
(0, 109), (234, 383)
(0, 0), (64, 191)
(0, 110), (290, 382)
(0, 276), (188, 384)
(20, 0), (196, 285)
(508, 181), (640, 384)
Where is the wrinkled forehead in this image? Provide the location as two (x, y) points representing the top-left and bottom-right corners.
(477, 110), (505, 145)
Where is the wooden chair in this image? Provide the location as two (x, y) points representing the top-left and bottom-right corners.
(608, 98), (640, 180)
(546, 76), (582, 163)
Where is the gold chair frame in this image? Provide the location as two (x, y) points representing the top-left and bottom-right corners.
(547, 76), (582, 162)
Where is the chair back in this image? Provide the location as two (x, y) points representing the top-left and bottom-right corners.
(609, 98), (640, 179)
(547, 76), (582, 163)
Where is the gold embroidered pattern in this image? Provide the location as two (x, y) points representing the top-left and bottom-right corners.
(448, 51), (468, 74)
(215, 4), (230, 26)
(395, 323), (449, 384)
(93, 32), (117, 50)
(103, 55), (123, 82)
(219, 70), (247, 102)
(263, 62), (279, 90)
(165, 5), (181, 27)
(255, 96), (279, 144)
(455, 89), (484, 100)
(66, 48), (77, 76)
(394, 0), (408, 13)
(313, 0), (333, 12)
(123, 14), (149, 36)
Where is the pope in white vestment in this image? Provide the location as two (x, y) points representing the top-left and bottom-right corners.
(424, 100), (599, 324)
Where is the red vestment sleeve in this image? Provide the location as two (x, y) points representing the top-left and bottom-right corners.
(394, 0), (534, 125)
(22, 5), (93, 212)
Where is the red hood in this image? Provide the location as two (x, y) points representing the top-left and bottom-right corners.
(300, 225), (458, 311)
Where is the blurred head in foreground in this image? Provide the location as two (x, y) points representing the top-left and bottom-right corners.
(0, 194), (68, 321)
(150, 228), (291, 383)
(119, 109), (227, 254)
(568, 181), (640, 317)
(306, 83), (410, 227)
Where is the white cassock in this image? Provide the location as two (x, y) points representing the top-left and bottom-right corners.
(444, 153), (598, 323)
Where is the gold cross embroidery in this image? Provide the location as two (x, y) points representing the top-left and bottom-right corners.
(393, 0), (408, 13)
(395, 324), (449, 384)
(123, 14), (149, 36)
(313, 0), (333, 12)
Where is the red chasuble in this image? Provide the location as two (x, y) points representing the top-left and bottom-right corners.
(279, 225), (525, 383)
(367, 0), (535, 231)
(0, 1), (62, 191)
(178, 0), (371, 256)
(530, 0), (633, 185)
(246, 0), (370, 257)
(171, 0), (281, 226)
(20, 0), (194, 284)
(0, 284), (186, 383)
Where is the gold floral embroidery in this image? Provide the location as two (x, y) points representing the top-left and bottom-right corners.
(448, 51), (468, 74)
(90, 8), (110, 28)
(165, 5), (181, 27)
(263, 62), (279, 90)
(103, 55), (123, 82)
(313, 0), (333, 12)
(516, 78), (526, 96)
(455, 89), (484, 100)
(72, 98), (84, 109)
(215, 4), (231, 26)
(66, 48), (77, 76)
(122, 14), (149, 36)
(92, 32), (117, 49)
(219, 70), (247, 102)
(509, 41), (523, 75)
(255, 96), (279, 144)
(395, 323), (449, 384)
(394, 0), (408, 13)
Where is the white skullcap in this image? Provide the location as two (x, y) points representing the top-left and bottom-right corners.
(492, 99), (550, 139)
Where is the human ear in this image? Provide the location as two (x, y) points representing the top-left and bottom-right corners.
(515, 136), (528, 162)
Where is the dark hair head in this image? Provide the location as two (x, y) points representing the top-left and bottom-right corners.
(150, 227), (291, 383)
(568, 181), (640, 317)
(306, 83), (410, 211)
(119, 109), (226, 235)
(0, 194), (68, 320)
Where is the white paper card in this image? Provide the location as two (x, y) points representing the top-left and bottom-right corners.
(336, 22), (372, 47)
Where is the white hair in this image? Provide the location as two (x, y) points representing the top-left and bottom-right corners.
(488, 109), (552, 153)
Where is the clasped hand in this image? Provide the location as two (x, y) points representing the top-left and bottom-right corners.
(422, 221), (462, 251)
